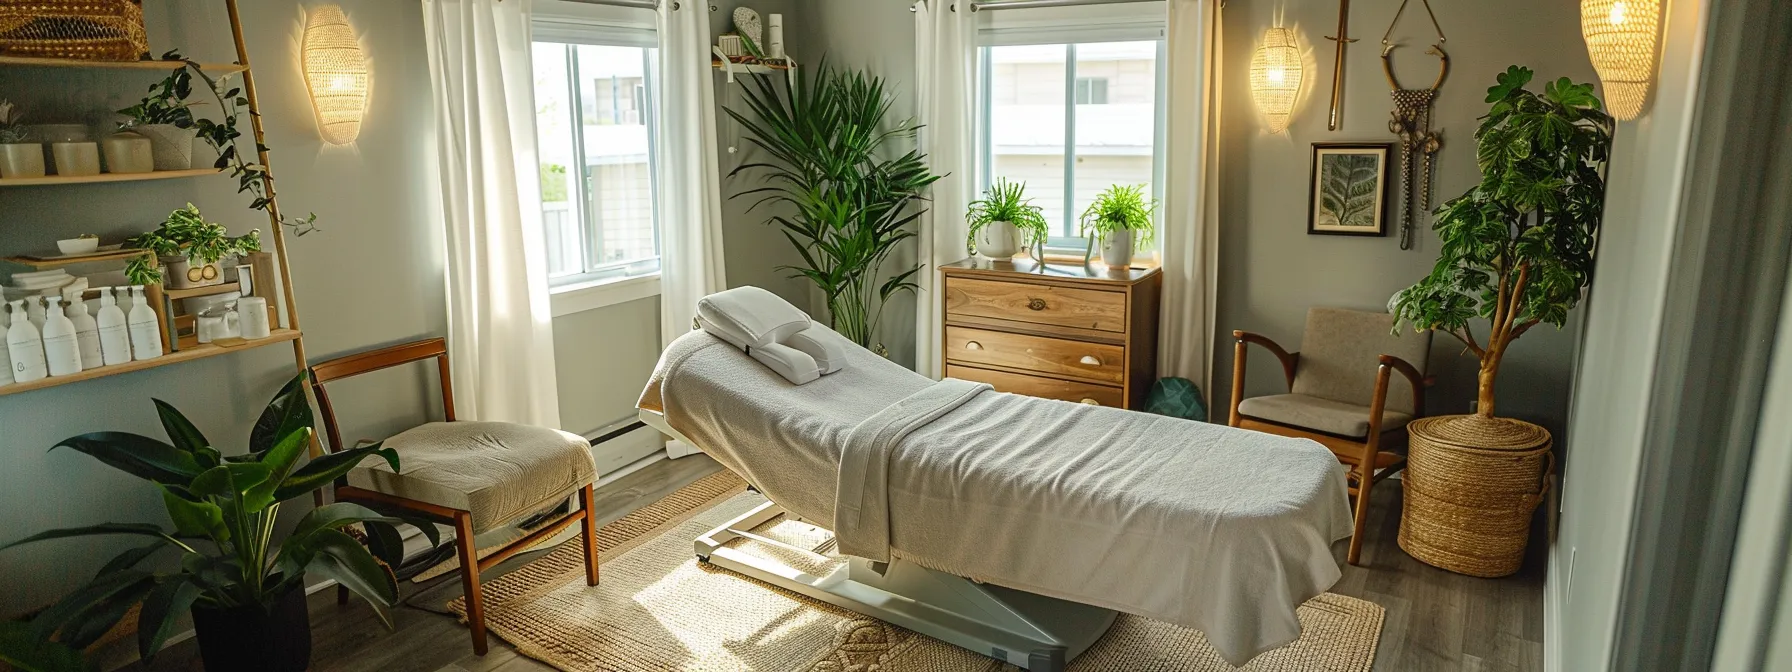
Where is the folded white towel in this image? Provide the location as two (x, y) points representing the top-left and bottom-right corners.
(694, 286), (850, 385)
(786, 325), (846, 374)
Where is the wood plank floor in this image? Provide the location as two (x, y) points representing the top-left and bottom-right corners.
(138, 455), (1543, 672)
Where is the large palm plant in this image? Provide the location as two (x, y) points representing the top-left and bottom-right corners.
(725, 62), (941, 349)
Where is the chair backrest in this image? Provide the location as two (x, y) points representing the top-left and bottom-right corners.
(1291, 307), (1433, 415)
(308, 338), (455, 455)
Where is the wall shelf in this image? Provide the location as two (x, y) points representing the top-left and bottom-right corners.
(0, 168), (222, 188)
(3, 248), (151, 269)
(0, 55), (246, 73)
(0, 329), (300, 397)
(163, 282), (240, 300)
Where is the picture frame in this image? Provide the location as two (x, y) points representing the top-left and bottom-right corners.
(1308, 142), (1394, 236)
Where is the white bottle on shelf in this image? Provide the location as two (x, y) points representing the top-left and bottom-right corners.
(7, 299), (48, 383)
(0, 303), (13, 387)
(63, 290), (103, 370)
(41, 296), (83, 376)
(96, 288), (132, 366)
(25, 296), (46, 331)
(127, 286), (163, 361)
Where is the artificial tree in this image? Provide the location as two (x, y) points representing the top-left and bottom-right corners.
(1391, 66), (1613, 418)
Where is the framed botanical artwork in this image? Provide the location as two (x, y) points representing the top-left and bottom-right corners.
(1308, 143), (1393, 236)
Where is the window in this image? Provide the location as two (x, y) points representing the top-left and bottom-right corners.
(532, 39), (661, 288)
(980, 40), (1166, 249)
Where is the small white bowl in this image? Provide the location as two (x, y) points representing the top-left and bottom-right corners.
(57, 238), (99, 255)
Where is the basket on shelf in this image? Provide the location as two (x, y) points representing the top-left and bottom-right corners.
(1397, 414), (1554, 578)
(0, 0), (148, 61)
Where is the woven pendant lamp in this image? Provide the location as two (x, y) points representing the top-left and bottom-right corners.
(1250, 27), (1302, 134)
(302, 5), (369, 145)
(1581, 0), (1661, 120)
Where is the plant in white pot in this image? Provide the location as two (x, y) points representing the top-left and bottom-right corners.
(117, 67), (201, 171)
(0, 375), (430, 672)
(0, 100), (46, 179)
(1079, 184), (1157, 269)
(964, 178), (1050, 260)
(125, 204), (262, 289)
(1389, 66), (1612, 577)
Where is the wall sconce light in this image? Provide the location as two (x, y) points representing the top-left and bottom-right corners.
(1250, 26), (1303, 134)
(1581, 0), (1661, 120)
(302, 4), (368, 145)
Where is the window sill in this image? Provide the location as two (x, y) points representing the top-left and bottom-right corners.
(550, 273), (660, 317)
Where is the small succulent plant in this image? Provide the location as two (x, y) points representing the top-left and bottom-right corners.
(0, 100), (30, 144)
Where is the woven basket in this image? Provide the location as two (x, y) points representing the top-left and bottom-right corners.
(1397, 414), (1554, 578)
(0, 0), (148, 61)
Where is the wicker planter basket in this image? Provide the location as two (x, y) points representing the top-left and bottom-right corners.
(0, 0), (148, 61)
(1397, 414), (1554, 578)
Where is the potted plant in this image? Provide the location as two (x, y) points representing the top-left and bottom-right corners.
(0, 100), (46, 179)
(965, 178), (1050, 260)
(1389, 66), (1612, 577)
(117, 66), (200, 170)
(1079, 184), (1157, 269)
(125, 204), (262, 289)
(0, 375), (431, 672)
(725, 62), (941, 351)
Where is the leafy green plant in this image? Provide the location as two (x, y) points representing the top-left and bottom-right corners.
(0, 100), (29, 144)
(726, 61), (941, 349)
(1391, 66), (1612, 418)
(964, 178), (1050, 256)
(115, 67), (199, 129)
(1079, 184), (1158, 247)
(124, 204), (262, 285)
(0, 375), (432, 671)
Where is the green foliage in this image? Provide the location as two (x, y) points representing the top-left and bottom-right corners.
(964, 178), (1050, 255)
(123, 204), (262, 285)
(540, 164), (569, 202)
(115, 67), (198, 129)
(725, 61), (941, 349)
(1391, 66), (1612, 416)
(0, 100), (29, 144)
(1078, 184), (1158, 247)
(1319, 154), (1381, 228)
(0, 374), (432, 668)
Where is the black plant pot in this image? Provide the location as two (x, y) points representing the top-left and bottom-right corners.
(190, 586), (312, 672)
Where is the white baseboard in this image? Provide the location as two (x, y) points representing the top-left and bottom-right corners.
(1544, 545), (1565, 672)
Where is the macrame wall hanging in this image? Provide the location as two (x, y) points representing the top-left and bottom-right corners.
(1380, 0), (1448, 250)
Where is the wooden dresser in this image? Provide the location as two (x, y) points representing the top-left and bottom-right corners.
(939, 258), (1161, 409)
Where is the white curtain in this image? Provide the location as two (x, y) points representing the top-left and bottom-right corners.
(1159, 0), (1222, 405)
(423, 0), (562, 428)
(913, 0), (977, 379)
(656, 0), (727, 458)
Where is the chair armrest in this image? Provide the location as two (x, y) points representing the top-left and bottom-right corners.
(1377, 354), (1430, 418)
(1234, 330), (1298, 388)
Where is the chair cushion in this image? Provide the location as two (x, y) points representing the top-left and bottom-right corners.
(347, 421), (596, 533)
(1237, 393), (1413, 439)
(1291, 307), (1433, 415)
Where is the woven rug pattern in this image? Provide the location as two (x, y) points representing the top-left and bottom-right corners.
(449, 473), (1383, 671)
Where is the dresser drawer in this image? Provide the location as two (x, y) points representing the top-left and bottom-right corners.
(945, 277), (1127, 332)
(945, 326), (1125, 384)
(947, 365), (1126, 407)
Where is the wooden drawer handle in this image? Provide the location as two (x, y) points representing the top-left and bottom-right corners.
(1079, 355), (1103, 366)
(965, 340), (983, 350)
(1079, 398), (1102, 405)
(1027, 298), (1047, 311)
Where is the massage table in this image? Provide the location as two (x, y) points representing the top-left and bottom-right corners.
(638, 325), (1353, 669)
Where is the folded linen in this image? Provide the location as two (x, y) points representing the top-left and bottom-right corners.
(694, 286), (849, 385)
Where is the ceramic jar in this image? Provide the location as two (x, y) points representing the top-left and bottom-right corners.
(0, 143), (45, 178)
(51, 142), (100, 177)
(974, 221), (1022, 260)
(134, 124), (197, 170)
(101, 132), (154, 174)
(163, 256), (226, 289)
(1099, 229), (1135, 270)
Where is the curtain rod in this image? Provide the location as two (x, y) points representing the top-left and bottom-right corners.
(914, 0), (1159, 13)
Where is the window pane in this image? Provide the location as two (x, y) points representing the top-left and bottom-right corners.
(574, 44), (657, 270)
(1072, 41), (1157, 229)
(533, 43), (584, 278)
(988, 44), (1069, 235)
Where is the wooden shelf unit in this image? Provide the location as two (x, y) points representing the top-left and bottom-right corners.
(0, 168), (222, 188)
(3, 248), (150, 269)
(0, 330), (301, 397)
(0, 55), (245, 73)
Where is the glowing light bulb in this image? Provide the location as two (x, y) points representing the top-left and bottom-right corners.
(1609, 1), (1627, 25)
(1267, 68), (1286, 85)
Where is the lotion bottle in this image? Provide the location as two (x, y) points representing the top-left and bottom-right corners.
(96, 288), (132, 366)
(127, 286), (163, 360)
(7, 299), (47, 383)
(63, 290), (102, 370)
(41, 296), (82, 376)
(0, 303), (13, 387)
(25, 296), (46, 331)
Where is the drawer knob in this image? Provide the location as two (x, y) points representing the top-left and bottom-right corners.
(1079, 355), (1103, 366)
(1079, 398), (1102, 405)
(965, 340), (983, 350)
(1027, 298), (1047, 311)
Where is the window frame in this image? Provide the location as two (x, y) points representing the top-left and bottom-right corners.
(530, 20), (664, 299)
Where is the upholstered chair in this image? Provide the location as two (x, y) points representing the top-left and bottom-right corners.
(308, 338), (600, 655)
(1227, 308), (1434, 566)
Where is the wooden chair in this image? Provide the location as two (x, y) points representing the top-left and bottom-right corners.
(1226, 308), (1434, 566)
(308, 338), (600, 655)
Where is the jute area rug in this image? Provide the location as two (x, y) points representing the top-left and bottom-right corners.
(447, 471), (1384, 671)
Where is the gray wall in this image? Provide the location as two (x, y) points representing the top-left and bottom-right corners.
(1214, 0), (1594, 436)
